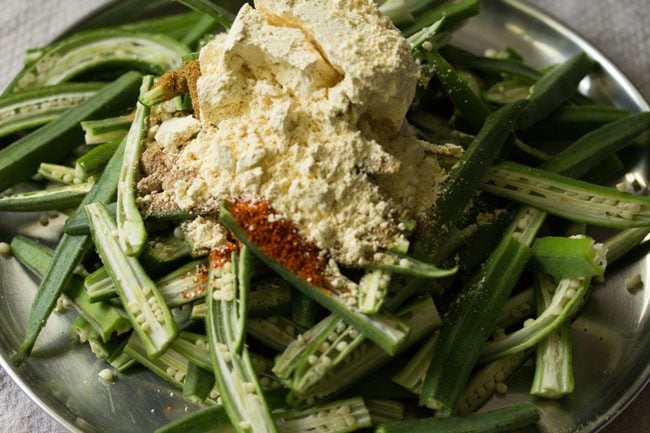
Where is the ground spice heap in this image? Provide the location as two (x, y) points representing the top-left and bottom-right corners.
(138, 0), (455, 267)
(229, 199), (328, 287)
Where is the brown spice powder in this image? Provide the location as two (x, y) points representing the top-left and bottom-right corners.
(156, 60), (202, 116)
(229, 200), (328, 287)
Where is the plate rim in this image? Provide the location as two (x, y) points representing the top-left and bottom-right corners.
(0, 1), (648, 432)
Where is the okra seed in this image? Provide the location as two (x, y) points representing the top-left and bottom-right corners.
(319, 342), (330, 352)
(523, 318), (535, 328)
(422, 41), (434, 51)
(98, 369), (114, 383)
(336, 405), (351, 415)
(495, 382), (508, 394)
(239, 421), (251, 430)
(335, 341), (348, 351)
(0, 242), (11, 256)
(620, 211), (634, 220)
(173, 227), (185, 240)
(569, 279), (582, 289)
(308, 355), (319, 365)
(39, 213), (50, 226)
(142, 322), (151, 331)
(244, 382), (256, 393)
(166, 367), (176, 376)
(494, 371), (505, 382)
(174, 372), (185, 382)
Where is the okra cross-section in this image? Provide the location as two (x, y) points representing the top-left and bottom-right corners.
(85, 202), (177, 357)
(6, 30), (189, 93)
(482, 161), (650, 228)
(206, 246), (278, 433)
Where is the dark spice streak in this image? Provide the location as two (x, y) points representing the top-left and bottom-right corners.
(229, 200), (328, 287)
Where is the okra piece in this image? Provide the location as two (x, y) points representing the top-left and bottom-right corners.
(70, 316), (121, 361)
(154, 406), (231, 433)
(420, 235), (532, 415)
(482, 161), (650, 229)
(0, 181), (93, 212)
(15, 133), (127, 360)
(358, 269), (392, 315)
(117, 76), (153, 256)
(286, 295), (440, 405)
(5, 31), (188, 94)
(479, 275), (592, 363)
(0, 72), (142, 193)
(38, 163), (85, 185)
(10, 235), (131, 343)
(84, 267), (116, 302)
(274, 397), (371, 433)
(604, 227), (650, 264)
(120, 11), (209, 43)
(541, 111), (650, 178)
(530, 273), (574, 399)
(367, 399), (405, 425)
(184, 362), (216, 404)
(180, 14), (221, 48)
(124, 335), (190, 388)
(0, 83), (102, 138)
(171, 331), (213, 371)
(75, 139), (121, 179)
(412, 101), (528, 260)
(176, 0), (236, 29)
(286, 296), (441, 396)
(422, 49), (491, 133)
(139, 233), (193, 277)
(81, 115), (132, 145)
(155, 398), (371, 433)
(458, 351), (531, 415)
(85, 202), (177, 356)
(440, 45), (541, 82)
(205, 246), (278, 433)
(391, 333), (438, 395)
(483, 78), (531, 105)
(291, 289), (320, 328)
(88, 257), (208, 305)
(371, 255), (457, 278)
(247, 316), (305, 352)
(220, 202), (409, 355)
(495, 287), (535, 329)
(402, 0), (479, 37)
(516, 52), (595, 129)
(521, 104), (631, 141)
(530, 236), (606, 278)
(376, 403), (539, 433)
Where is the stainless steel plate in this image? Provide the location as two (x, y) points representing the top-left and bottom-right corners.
(1, 1), (649, 432)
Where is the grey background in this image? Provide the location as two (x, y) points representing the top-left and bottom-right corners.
(0, 0), (648, 432)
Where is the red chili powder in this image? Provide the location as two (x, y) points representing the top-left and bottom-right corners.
(229, 200), (328, 287)
(209, 241), (239, 269)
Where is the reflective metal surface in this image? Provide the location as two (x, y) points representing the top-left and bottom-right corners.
(1, 1), (648, 432)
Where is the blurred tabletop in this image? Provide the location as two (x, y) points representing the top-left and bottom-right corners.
(0, 0), (648, 432)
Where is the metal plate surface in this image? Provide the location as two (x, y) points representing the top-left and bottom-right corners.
(1, 1), (649, 432)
